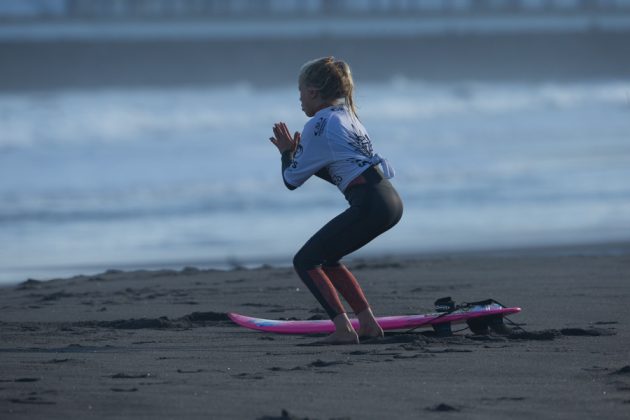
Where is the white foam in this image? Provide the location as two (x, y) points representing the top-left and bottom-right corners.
(1, 80), (628, 149)
(1, 79), (629, 283)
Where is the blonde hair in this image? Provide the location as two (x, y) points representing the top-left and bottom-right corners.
(298, 56), (358, 117)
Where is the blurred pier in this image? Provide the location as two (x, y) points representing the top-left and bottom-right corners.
(1, 0), (629, 90)
(3, 0), (630, 21)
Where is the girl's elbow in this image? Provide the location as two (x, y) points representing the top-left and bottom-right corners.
(284, 181), (298, 190)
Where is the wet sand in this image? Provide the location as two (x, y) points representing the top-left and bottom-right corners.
(1, 243), (629, 419)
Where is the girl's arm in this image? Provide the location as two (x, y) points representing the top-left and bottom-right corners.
(270, 122), (301, 190)
(281, 150), (298, 190)
(271, 121), (331, 189)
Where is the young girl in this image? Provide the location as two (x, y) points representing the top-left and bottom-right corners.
(269, 57), (403, 344)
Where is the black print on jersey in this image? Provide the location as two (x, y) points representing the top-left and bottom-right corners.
(314, 117), (328, 136)
(331, 106), (345, 112)
(348, 124), (373, 158)
(332, 175), (343, 185)
(346, 158), (371, 168)
(289, 144), (303, 169)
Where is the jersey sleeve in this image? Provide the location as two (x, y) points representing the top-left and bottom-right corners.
(282, 118), (333, 188)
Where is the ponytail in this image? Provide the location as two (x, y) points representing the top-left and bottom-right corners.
(299, 56), (358, 118)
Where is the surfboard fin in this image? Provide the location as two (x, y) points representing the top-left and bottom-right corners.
(432, 321), (453, 336)
(466, 314), (512, 335)
(466, 317), (490, 335)
(488, 316), (512, 335)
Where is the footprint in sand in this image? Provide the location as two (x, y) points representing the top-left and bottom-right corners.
(109, 373), (153, 379)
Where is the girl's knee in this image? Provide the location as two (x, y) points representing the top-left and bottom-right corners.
(292, 249), (310, 271)
(293, 247), (324, 271)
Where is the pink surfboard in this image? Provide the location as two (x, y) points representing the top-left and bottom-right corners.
(228, 303), (521, 335)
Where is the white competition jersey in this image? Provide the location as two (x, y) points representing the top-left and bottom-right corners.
(283, 104), (394, 192)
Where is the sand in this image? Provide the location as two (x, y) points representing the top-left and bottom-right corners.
(1, 243), (629, 419)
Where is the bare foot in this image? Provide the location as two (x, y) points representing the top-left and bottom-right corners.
(315, 329), (359, 345)
(357, 308), (384, 339)
(313, 313), (359, 345)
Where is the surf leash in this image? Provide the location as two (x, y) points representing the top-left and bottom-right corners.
(403, 297), (527, 335)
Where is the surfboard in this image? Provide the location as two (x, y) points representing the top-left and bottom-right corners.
(228, 303), (520, 335)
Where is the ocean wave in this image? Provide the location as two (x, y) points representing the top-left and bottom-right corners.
(0, 80), (628, 149)
(1, 80), (629, 279)
(0, 181), (340, 224)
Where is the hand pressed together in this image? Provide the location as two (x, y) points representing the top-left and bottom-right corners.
(270, 122), (300, 154)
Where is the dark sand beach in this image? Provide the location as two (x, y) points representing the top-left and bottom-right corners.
(1, 243), (629, 419)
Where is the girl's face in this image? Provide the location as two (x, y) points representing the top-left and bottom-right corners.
(299, 83), (319, 117)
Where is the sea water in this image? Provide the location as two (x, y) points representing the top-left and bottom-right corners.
(1, 79), (629, 283)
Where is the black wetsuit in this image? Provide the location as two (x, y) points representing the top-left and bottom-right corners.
(280, 152), (403, 319)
